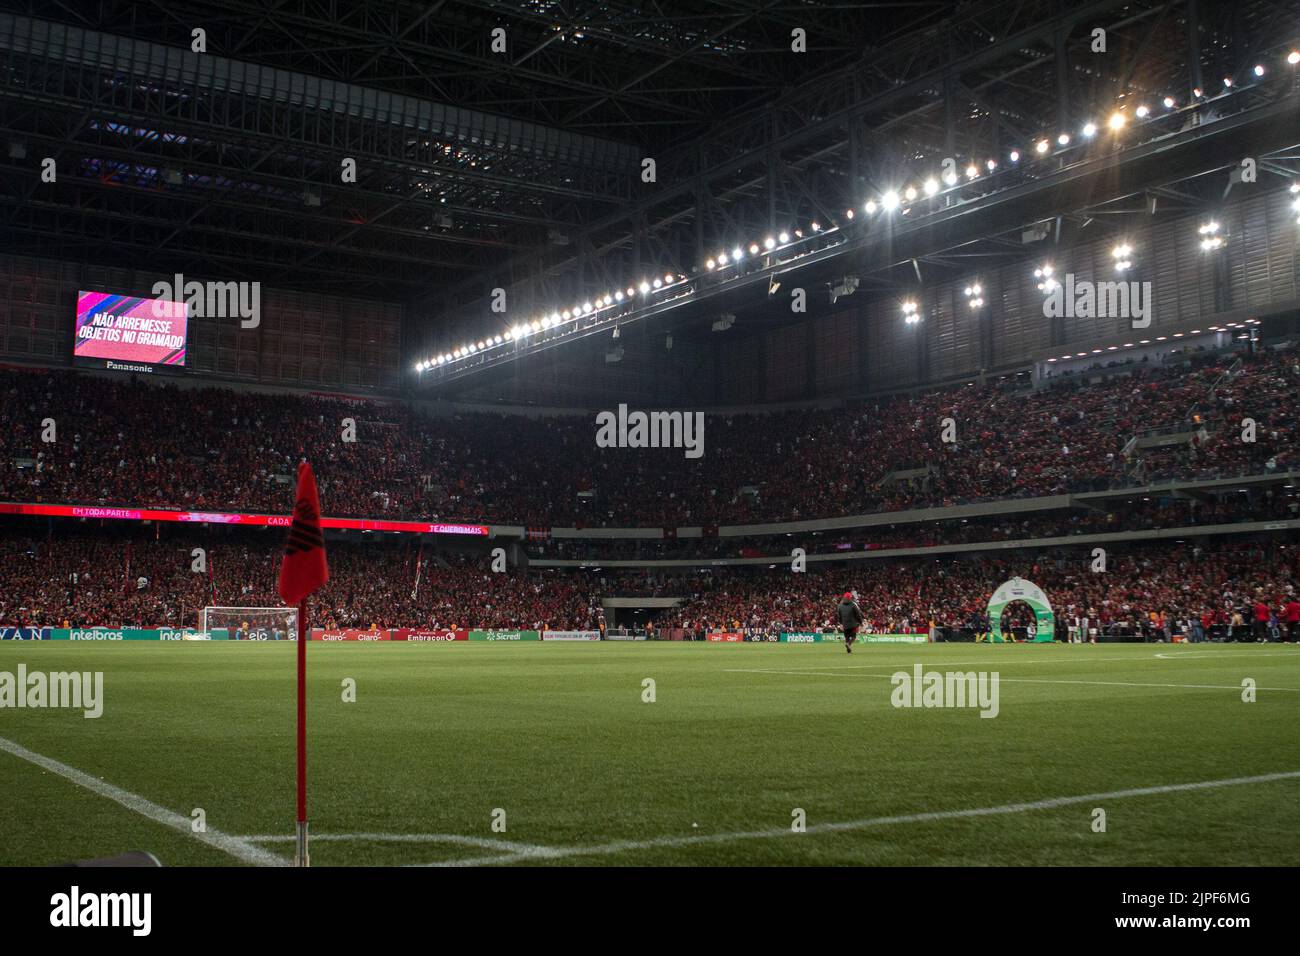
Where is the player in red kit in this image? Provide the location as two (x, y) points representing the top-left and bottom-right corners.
(1281, 593), (1300, 643)
(1252, 597), (1270, 643)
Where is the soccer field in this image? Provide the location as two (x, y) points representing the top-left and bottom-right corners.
(2, 641), (1298, 867)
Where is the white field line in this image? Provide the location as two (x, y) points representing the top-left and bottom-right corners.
(1154, 650), (1300, 659)
(740, 649), (1300, 671)
(426, 769), (1300, 867)
(237, 832), (553, 854)
(723, 667), (1300, 692)
(0, 734), (286, 866)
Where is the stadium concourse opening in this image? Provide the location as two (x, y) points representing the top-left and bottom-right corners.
(0, 3), (1299, 921)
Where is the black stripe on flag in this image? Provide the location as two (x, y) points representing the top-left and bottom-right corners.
(285, 521), (324, 555)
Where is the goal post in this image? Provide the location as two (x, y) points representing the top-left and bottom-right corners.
(200, 606), (300, 641)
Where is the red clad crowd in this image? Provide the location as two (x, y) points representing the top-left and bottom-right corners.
(2, 344), (1295, 528)
(0, 533), (599, 631)
(657, 541), (1300, 639)
(4, 527), (1298, 641)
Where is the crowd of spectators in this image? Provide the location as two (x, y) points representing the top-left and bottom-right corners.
(656, 540), (1300, 640)
(1131, 352), (1300, 482)
(0, 530), (599, 631)
(2, 342), (1296, 528)
(4, 525), (1298, 644)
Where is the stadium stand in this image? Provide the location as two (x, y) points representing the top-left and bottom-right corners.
(3, 341), (1296, 528)
(4, 338), (1299, 639)
(0, 530), (600, 631)
(3, 521), (1298, 643)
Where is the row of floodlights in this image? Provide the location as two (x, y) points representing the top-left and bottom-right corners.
(417, 51), (1300, 373)
(1045, 320), (1261, 362)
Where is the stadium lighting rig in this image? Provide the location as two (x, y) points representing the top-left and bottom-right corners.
(1046, 335), (1145, 363)
(1034, 263), (1058, 293)
(901, 300), (921, 325)
(1112, 243), (1135, 273)
(415, 263), (706, 373)
(1198, 221), (1225, 251)
(964, 283), (985, 309)
(415, 47), (1300, 377)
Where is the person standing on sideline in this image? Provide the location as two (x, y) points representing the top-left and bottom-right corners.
(1281, 593), (1300, 643)
(1252, 596), (1270, 643)
(837, 591), (864, 654)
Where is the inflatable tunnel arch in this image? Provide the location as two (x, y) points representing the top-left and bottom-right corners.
(987, 577), (1055, 643)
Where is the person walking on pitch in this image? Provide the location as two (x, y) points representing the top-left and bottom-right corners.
(837, 591), (864, 654)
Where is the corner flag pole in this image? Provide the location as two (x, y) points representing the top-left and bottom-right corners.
(296, 597), (308, 868)
(278, 461), (327, 869)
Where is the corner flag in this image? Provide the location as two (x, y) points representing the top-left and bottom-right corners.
(278, 462), (328, 604)
(278, 462), (328, 868)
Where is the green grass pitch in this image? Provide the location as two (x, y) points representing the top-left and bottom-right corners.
(1, 641), (1298, 866)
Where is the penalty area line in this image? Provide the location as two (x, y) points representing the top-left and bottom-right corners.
(0, 734), (286, 866)
(426, 769), (1300, 867)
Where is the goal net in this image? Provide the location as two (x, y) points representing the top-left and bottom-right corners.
(201, 606), (300, 641)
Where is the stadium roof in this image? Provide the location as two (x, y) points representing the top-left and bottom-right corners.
(1, 0), (1298, 396)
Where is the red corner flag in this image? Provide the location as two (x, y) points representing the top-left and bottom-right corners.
(279, 461), (327, 868)
(278, 462), (328, 604)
